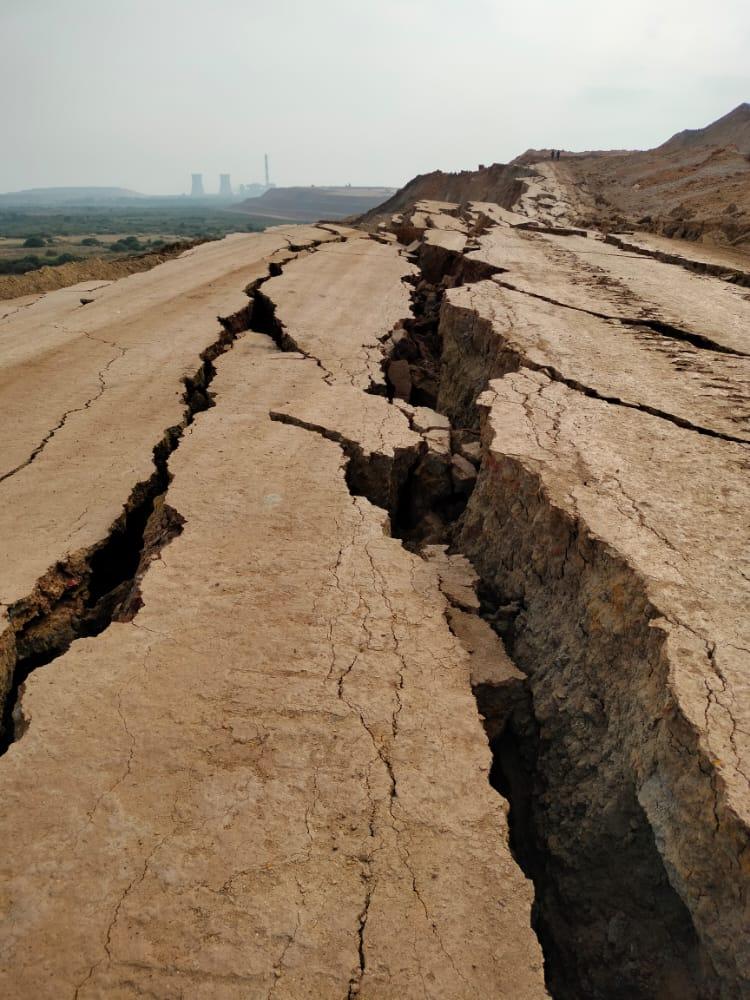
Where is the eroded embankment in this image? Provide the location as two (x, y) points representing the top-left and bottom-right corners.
(360, 238), (743, 998)
(0, 239), (208, 302)
(460, 452), (721, 999)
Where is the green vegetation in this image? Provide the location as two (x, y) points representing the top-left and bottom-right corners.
(0, 252), (79, 275)
(109, 235), (146, 253)
(0, 203), (258, 241)
(0, 202), (289, 279)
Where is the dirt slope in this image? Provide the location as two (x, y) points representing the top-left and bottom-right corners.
(515, 105), (750, 248)
(660, 102), (750, 155)
(358, 163), (532, 228)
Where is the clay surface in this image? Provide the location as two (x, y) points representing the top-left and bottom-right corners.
(2, 139), (749, 1000)
(0, 226), (547, 999)
(470, 225), (750, 353)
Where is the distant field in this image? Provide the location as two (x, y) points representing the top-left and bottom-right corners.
(0, 203), (294, 275)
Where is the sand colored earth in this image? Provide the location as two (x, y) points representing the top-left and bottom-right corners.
(0, 148), (748, 1000)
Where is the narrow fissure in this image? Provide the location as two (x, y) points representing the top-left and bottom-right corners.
(269, 408), (421, 516)
(0, 347), (125, 485)
(495, 278), (750, 357)
(0, 247), (324, 754)
(347, 886), (371, 999)
(461, 335), (749, 445)
(604, 233), (750, 288)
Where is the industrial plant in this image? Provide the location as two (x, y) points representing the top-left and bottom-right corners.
(190, 155), (275, 199)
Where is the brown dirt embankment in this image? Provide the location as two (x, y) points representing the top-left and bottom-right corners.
(0, 239), (206, 301)
(560, 145), (750, 247)
(357, 163), (533, 230)
(513, 106), (750, 248)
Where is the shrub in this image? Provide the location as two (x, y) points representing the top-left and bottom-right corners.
(109, 237), (143, 253)
(0, 255), (42, 274)
(0, 252), (80, 275)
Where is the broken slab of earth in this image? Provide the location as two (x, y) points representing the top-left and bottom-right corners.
(378, 196), (750, 999)
(0, 227), (545, 998)
(0, 176), (748, 1000)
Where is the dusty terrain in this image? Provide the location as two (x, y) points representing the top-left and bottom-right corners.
(359, 163), (532, 230)
(0, 141), (748, 1000)
(517, 104), (750, 249)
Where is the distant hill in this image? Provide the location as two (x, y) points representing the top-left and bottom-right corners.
(0, 186), (142, 206)
(659, 103), (750, 156)
(234, 186), (395, 223)
(513, 104), (750, 166)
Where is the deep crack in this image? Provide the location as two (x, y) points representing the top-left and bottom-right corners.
(495, 278), (750, 357)
(284, 223), (731, 999)
(0, 251), (318, 753)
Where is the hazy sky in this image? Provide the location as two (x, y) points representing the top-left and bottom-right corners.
(2, 0), (749, 194)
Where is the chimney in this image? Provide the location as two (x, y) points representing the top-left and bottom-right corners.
(190, 173), (204, 197)
(264, 154), (270, 187)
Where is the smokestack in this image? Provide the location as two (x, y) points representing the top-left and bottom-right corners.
(219, 173), (232, 197)
(265, 154), (270, 187)
(190, 173), (204, 197)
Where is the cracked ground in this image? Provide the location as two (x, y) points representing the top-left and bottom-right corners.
(0, 180), (748, 999)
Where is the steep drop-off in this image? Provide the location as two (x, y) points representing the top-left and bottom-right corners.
(371, 195), (749, 999)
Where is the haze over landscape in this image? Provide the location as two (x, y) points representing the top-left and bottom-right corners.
(2, 0), (750, 193)
(1, 3), (750, 999)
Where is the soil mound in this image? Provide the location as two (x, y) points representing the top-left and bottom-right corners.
(358, 163), (532, 226)
(544, 105), (750, 248)
(660, 102), (750, 155)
